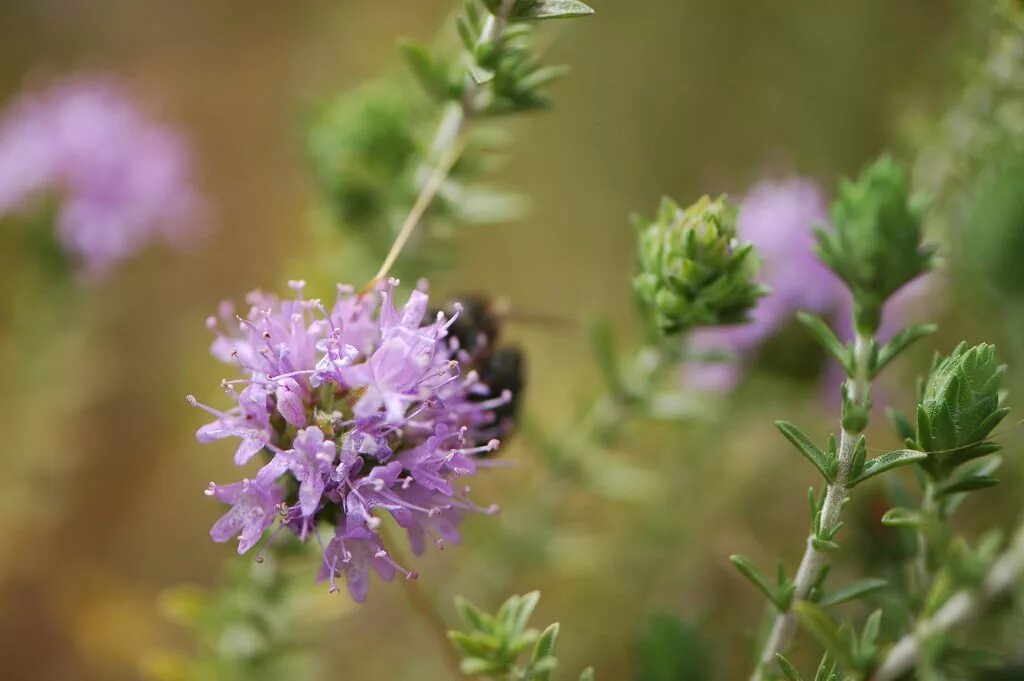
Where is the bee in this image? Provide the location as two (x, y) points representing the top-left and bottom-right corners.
(444, 294), (502, 358)
(437, 295), (527, 446)
(475, 346), (525, 439)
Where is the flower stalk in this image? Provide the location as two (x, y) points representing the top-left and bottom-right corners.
(372, 0), (514, 284)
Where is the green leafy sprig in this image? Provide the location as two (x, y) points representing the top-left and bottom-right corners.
(307, 0), (593, 281)
(448, 591), (595, 680)
(733, 157), (937, 681)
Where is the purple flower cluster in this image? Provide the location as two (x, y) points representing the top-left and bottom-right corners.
(190, 280), (512, 602)
(684, 178), (930, 391)
(0, 76), (205, 277)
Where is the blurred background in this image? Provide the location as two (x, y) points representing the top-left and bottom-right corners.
(2, 0), (1022, 679)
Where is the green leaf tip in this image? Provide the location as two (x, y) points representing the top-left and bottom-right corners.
(775, 421), (833, 482)
(484, 0), (595, 20)
(818, 577), (887, 607)
(530, 0), (595, 18)
(730, 554), (791, 611)
(848, 449), (926, 487)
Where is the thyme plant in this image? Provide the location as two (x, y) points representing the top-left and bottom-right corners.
(711, 157), (1024, 680)
(152, 0), (1024, 678)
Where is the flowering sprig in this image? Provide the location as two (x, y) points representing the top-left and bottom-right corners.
(307, 0), (593, 280)
(190, 279), (519, 602)
(729, 157), (937, 680)
(448, 591), (595, 680)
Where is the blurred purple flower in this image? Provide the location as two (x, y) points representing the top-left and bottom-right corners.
(684, 177), (931, 391)
(0, 76), (206, 277)
(191, 279), (511, 602)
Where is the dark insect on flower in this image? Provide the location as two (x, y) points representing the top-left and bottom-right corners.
(444, 294), (503, 358)
(437, 294), (527, 449)
(474, 347), (525, 446)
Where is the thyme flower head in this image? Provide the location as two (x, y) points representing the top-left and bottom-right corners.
(190, 279), (517, 601)
(0, 76), (205, 276)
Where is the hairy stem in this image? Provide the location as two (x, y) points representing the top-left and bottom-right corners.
(873, 519), (1024, 681)
(371, 0), (513, 284)
(753, 332), (875, 680)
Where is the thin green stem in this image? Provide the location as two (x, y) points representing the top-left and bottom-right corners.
(370, 0), (513, 285)
(915, 480), (937, 594)
(753, 331), (875, 681)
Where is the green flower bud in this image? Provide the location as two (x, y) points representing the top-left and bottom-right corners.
(633, 195), (765, 334)
(915, 343), (1008, 472)
(817, 156), (935, 333)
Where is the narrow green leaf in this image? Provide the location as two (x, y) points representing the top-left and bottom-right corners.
(859, 610), (883, 664)
(849, 436), (867, 481)
(943, 456), (1002, 515)
(814, 654), (838, 681)
(730, 555), (785, 610)
(516, 64), (570, 92)
(484, 0), (594, 20)
(457, 18), (477, 52)
(528, 658), (559, 677)
(775, 421), (833, 482)
(775, 654), (804, 681)
(797, 312), (852, 374)
(495, 593), (517, 625)
(526, 0), (595, 19)
(812, 564), (832, 593)
(465, 0), (482, 29)
(531, 623), (560, 681)
(935, 475), (999, 497)
(848, 449), (927, 487)
(885, 406), (916, 444)
(398, 40), (457, 101)
(880, 506), (928, 528)
(811, 537), (840, 553)
(461, 657), (508, 675)
(794, 602), (855, 668)
(873, 323), (936, 377)
(775, 654), (803, 681)
(447, 631), (498, 658)
(818, 578), (887, 608)
(515, 591), (542, 634)
(455, 596), (490, 632)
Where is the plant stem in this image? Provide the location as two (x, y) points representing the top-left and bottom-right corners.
(753, 332), (875, 681)
(873, 519), (1024, 681)
(914, 480), (937, 594)
(372, 0), (513, 284)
